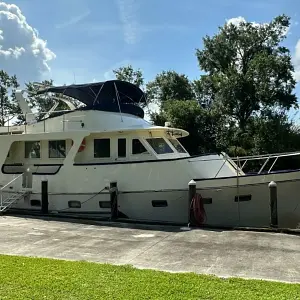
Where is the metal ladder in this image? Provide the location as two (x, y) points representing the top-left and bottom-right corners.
(0, 173), (31, 213)
(0, 189), (30, 212)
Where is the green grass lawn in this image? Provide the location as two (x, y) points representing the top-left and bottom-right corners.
(0, 254), (299, 300)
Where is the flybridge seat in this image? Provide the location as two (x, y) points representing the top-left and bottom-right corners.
(36, 80), (147, 119)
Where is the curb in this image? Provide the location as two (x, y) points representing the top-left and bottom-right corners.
(3, 210), (300, 235)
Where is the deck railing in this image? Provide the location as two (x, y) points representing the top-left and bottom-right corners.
(225, 151), (300, 227)
(191, 151), (300, 178)
(0, 109), (86, 134)
(230, 151), (300, 175)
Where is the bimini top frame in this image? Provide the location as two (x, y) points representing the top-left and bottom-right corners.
(36, 80), (147, 119)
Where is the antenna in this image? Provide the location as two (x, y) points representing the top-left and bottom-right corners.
(73, 72), (76, 84)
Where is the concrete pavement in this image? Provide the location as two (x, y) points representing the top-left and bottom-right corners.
(0, 215), (299, 283)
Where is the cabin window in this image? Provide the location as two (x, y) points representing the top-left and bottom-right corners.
(94, 138), (110, 158)
(25, 141), (41, 158)
(49, 140), (66, 158)
(168, 139), (186, 153)
(146, 138), (173, 155)
(118, 138), (126, 157)
(132, 139), (148, 155)
(2, 164), (24, 174)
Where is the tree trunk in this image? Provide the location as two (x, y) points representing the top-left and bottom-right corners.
(0, 90), (3, 126)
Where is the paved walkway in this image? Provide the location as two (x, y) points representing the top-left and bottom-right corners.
(0, 216), (299, 283)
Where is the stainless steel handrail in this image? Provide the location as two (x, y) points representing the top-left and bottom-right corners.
(0, 173), (23, 191)
(0, 173), (24, 208)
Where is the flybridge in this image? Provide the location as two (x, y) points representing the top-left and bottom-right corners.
(0, 80), (148, 133)
(35, 80), (147, 119)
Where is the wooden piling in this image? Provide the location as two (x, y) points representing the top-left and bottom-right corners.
(188, 180), (196, 226)
(41, 180), (49, 214)
(110, 181), (118, 220)
(269, 181), (278, 228)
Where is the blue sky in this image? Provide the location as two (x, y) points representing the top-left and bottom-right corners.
(1, 0), (300, 122)
(8, 0), (300, 86)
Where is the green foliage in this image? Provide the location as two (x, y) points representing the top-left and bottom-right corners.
(0, 70), (20, 126)
(25, 80), (79, 120)
(112, 64), (148, 108)
(196, 14), (297, 131)
(247, 111), (300, 154)
(113, 64), (144, 87)
(27, 80), (64, 112)
(146, 70), (195, 105)
(193, 74), (221, 108)
(0, 254), (299, 300)
(151, 100), (224, 155)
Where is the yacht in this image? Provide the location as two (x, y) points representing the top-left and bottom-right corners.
(0, 80), (299, 228)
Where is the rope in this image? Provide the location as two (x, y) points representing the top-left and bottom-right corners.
(190, 193), (206, 226)
(58, 187), (108, 212)
(236, 156), (241, 226)
(109, 190), (118, 220)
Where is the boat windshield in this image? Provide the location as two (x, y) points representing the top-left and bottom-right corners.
(168, 138), (186, 153)
(146, 138), (174, 155)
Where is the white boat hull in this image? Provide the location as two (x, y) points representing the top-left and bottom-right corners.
(2, 167), (300, 228)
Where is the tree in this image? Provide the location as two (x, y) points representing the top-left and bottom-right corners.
(195, 14), (297, 133)
(146, 70), (195, 106)
(112, 64), (149, 109)
(113, 64), (144, 87)
(248, 110), (300, 155)
(151, 100), (224, 155)
(0, 70), (20, 126)
(148, 70), (226, 155)
(228, 110), (300, 171)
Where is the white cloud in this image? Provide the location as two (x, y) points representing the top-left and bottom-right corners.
(0, 2), (55, 83)
(293, 39), (300, 81)
(116, 0), (139, 44)
(226, 15), (290, 35)
(226, 16), (263, 28)
(55, 10), (91, 29)
(226, 16), (247, 26)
